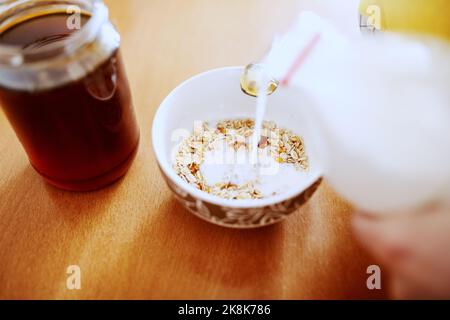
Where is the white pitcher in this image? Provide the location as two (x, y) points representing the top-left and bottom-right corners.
(263, 12), (450, 214)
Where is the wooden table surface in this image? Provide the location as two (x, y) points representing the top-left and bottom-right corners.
(0, 0), (387, 299)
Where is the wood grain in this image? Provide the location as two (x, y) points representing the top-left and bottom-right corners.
(0, 0), (386, 299)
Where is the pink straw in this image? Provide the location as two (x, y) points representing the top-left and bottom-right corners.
(280, 33), (321, 86)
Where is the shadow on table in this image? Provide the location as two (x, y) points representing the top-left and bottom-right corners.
(136, 183), (389, 300)
(0, 164), (387, 299)
(0, 163), (127, 298)
(1, 164), (121, 220)
(132, 195), (313, 299)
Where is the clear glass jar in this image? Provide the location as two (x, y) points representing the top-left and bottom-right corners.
(0, 0), (140, 191)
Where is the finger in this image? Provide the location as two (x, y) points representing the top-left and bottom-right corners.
(352, 212), (412, 265)
(353, 208), (450, 299)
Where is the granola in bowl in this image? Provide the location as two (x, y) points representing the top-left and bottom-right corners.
(173, 119), (309, 200)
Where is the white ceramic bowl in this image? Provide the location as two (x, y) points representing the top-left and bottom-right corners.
(152, 66), (322, 228)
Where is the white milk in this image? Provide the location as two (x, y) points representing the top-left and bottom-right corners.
(250, 74), (270, 164)
(200, 134), (308, 198)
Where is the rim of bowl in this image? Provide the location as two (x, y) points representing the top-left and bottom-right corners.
(152, 66), (322, 209)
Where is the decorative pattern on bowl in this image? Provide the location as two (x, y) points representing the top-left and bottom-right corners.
(163, 174), (322, 229)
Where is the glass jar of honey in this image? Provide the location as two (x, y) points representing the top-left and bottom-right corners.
(0, 0), (140, 191)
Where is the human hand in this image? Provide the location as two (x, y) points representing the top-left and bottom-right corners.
(353, 204), (450, 299)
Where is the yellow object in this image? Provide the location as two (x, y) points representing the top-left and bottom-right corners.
(359, 0), (450, 40)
